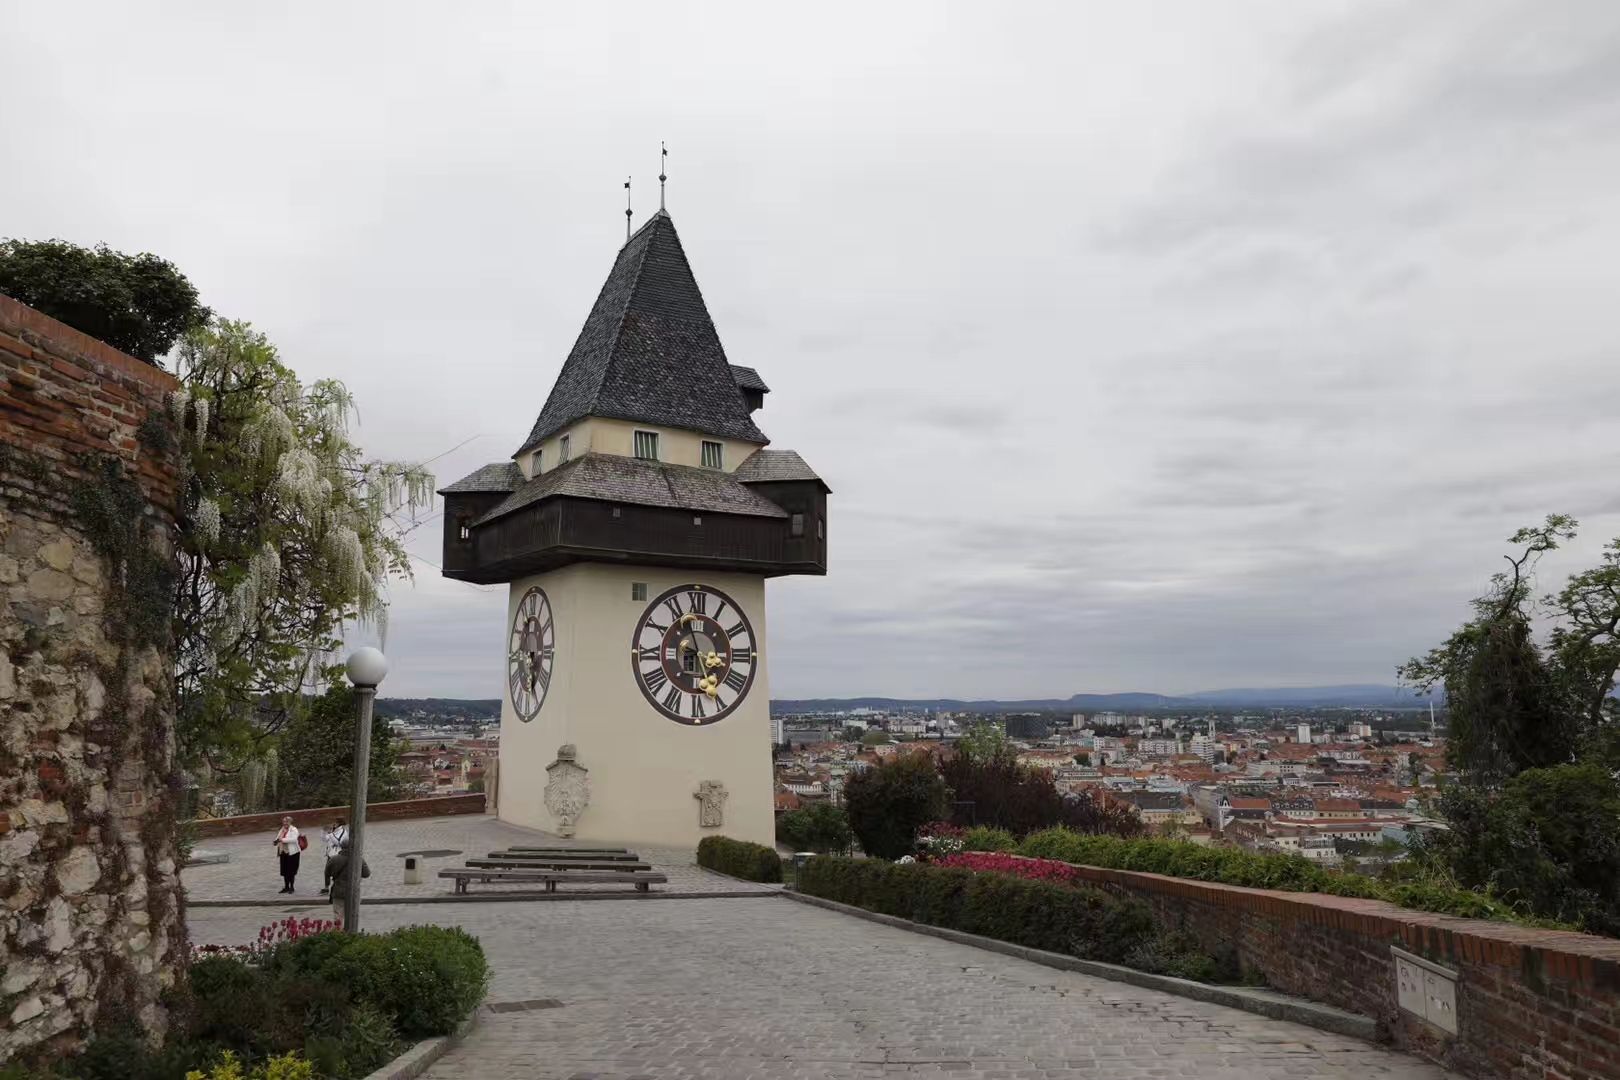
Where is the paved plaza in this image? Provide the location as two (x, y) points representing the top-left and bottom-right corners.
(187, 892), (1451, 1080)
(183, 814), (778, 904)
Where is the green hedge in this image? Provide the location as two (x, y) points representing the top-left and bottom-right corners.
(961, 826), (1017, 852)
(697, 835), (783, 882)
(796, 856), (1154, 962)
(273, 924), (491, 1038)
(1016, 829), (1532, 924)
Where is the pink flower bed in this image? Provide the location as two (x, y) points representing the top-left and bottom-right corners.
(935, 851), (1081, 885)
(189, 916), (340, 963)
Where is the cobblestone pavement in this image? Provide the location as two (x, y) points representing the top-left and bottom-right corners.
(183, 815), (777, 903)
(188, 898), (1451, 1080)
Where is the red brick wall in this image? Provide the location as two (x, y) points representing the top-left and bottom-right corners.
(1062, 861), (1620, 1080)
(0, 294), (179, 503)
(192, 794), (488, 838)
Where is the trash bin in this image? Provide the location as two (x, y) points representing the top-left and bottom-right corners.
(793, 852), (816, 872)
(403, 856), (421, 885)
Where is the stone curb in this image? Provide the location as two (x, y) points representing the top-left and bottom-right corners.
(782, 889), (1381, 1043)
(360, 1007), (478, 1080)
(187, 889), (779, 908)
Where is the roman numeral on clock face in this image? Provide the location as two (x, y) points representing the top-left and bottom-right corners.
(686, 590), (708, 614)
(724, 668), (746, 692)
(661, 685), (682, 714)
(644, 667), (668, 694)
(690, 695), (706, 720)
(664, 597), (684, 622)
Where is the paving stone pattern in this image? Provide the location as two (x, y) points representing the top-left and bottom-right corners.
(187, 897), (1452, 1080)
(182, 815), (777, 902)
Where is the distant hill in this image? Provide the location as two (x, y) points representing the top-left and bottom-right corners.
(772, 685), (1438, 714)
(375, 697), (500, 721)
(1184, 685), (1436, 708)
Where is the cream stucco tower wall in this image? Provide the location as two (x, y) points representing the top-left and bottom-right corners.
(497, 563), (775, 849)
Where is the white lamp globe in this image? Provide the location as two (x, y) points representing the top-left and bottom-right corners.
(345, 646), (389, 688)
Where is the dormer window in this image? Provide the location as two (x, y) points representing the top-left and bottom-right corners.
(531, 449), (542, 474)
(559, 435), (571, 463)
(701, 440), (723, 469)
(634, 430), (659, 461)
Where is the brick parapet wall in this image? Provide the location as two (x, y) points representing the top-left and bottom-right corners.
(191, 794), (487, 838)
(1060, 860), (1620, 1080)
(0, 294), (184, 1062)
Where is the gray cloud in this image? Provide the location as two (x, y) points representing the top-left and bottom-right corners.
(5, 0), (1619, 699)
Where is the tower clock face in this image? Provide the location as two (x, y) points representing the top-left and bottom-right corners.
(508, 586), (555, 722)
(631, 583), (757, 726)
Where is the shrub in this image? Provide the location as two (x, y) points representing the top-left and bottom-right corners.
(697, 835), (783, 882)
(1122, 930), (1237, 984)
(942, 738), (1142, 838)
(776, 803), (854, 854)
(184, 1050), (313, 1080)
(1015, 828), (1537, 925)
(962, 826), (1017, 852)
(302, 1001), (400, 1079)
(311, 925), (490, 1037)
(843, 752), (951, 859)
(796, 856), (1154, 962)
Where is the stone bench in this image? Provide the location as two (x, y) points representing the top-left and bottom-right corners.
(505, 846), (632, 855)
(489, 849), (642, 861)
(439, 867), (668, 895)
(466, 857), (652, 872)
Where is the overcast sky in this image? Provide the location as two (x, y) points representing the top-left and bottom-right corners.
(7, 1), (1620, 699)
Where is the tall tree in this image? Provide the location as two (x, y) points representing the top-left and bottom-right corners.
(1400, 516), (1581, 783)
(0, 238), (209, 363)
(277, 685), (402, 810)
(1404, 516), (1620, 933)
(842, 752), (951, 860)
(171, 320), (432, 764)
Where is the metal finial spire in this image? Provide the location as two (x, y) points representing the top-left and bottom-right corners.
(659, 142), (668, 211)
(624, 176), (633, 242)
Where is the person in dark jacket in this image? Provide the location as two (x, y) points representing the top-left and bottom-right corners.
(326, 846), (370, 928)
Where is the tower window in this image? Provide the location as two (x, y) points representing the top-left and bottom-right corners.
(559, 434), (571, 463)
(790, 513), (805, 537)
(631, 582), (647, 601)
(701, 440), (723, 469)
(634, 430), (660, 460)
(817, 516), (824, 540)
(457, 518), (471, 542)
(531, 449), (542, 473)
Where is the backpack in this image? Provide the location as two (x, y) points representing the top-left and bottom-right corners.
(297, 834), (308, 851)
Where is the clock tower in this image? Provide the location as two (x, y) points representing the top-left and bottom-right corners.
(439, 210), (827, 849)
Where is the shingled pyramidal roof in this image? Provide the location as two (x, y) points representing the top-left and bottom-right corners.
(514, 211), (768, 457)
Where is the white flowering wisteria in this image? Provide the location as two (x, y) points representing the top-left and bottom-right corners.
(169, 320), (433, 759)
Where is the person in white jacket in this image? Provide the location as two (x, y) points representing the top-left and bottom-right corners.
(272, 817), (302, 894)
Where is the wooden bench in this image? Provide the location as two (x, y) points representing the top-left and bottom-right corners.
(466, 857), (652, 872)
(489, 849), (642, 861)
(504, 846), (632, 855)
(439, 867), (668, 895)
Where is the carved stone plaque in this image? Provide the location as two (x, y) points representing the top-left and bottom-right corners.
(694, 780), (728, 829)
(543, 744), (590, 838)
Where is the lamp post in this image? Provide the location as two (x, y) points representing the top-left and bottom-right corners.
(343, 646), (388, 931)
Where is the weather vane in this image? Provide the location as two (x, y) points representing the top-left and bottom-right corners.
(659, 141), (668, 211)
(624, 175), (633, 242)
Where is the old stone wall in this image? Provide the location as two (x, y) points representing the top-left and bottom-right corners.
(1060, 860), (1620, 1080)
(191, 793), (487, 838)
(0, 294), (184, 1062)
